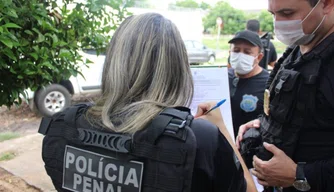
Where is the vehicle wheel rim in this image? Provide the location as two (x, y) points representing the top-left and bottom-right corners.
(44, 91), (66, 113)
(209, 56), (215, 63)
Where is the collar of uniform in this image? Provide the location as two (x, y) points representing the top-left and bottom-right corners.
(302, 32), (334, 61)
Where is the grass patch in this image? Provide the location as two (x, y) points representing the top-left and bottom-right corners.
(202, 35), (232, 51)
(215, 57), (228, 64)
(0, 132), (20, 142)
(0, 151), (16, 161)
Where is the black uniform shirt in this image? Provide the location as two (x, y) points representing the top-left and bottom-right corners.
(190, 118), (246, 192)
(267, 34), (334, 192)
(228, 68), (269, 136)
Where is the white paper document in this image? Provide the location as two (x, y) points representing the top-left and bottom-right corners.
(190, 67), (235, 141)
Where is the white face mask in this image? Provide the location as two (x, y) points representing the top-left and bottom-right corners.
(230, 52), (256, 75)
(274, 0), (326, 46)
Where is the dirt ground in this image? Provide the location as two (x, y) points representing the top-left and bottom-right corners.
(0, 103), (42, 191)
(0, 102), (41, 135)
(0, 96), (97, 191)
(0, 167), (41, 192)
(0, 95), (96, 134)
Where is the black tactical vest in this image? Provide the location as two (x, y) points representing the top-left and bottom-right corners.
(39, 103), (197, 192)
(256, 37), (334, 161)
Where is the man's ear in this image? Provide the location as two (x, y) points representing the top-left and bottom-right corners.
(256, 52), (264, 63)
(323, 0), (334, 14)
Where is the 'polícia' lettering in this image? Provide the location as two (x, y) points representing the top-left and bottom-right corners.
(65, 151), (139, 189)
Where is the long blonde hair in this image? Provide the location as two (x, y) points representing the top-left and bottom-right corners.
(88, 13), (194, 133)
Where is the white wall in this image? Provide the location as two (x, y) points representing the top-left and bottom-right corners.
(128, 7), (205, 42)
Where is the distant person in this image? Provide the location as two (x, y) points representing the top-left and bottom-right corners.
(227, 20), (278, 69)
(228, 29), (270, 192)
(38, 13), (256, 192)
(246, 19), (278, 68)
(228, 30), (269, 138)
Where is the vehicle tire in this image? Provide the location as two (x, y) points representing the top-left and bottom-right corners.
(36, 84), (71, 117)
(208, 55), (215, 64)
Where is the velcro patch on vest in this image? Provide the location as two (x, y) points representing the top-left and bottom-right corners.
(62, 145), (144, 192)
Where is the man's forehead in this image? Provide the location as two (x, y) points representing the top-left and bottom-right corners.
(268, 0), (308, 12)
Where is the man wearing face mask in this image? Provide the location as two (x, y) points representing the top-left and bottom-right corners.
(228, 30), (269, 138)
(236, 0), (334, 192)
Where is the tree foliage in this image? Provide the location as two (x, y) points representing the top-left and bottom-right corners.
(258, 10), (274, 33)
(199, 2), (211, 10)
(203, 1), (246, 34)
(175, 0), (199, 8)
(0, 0), (130, 107)
(203, 1), (274, 35)
(174, 0), (210, 10)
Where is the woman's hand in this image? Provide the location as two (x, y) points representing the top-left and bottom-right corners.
(195, 101), (224, 126)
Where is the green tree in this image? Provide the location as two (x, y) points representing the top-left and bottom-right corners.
(175, 0), (199, 8)
(129, 0), (150, 8)
(0, 0), (130, 107)
(259, 10), (274, 33)
(199, 2), (211, 10)
(203, 1), (246, 34)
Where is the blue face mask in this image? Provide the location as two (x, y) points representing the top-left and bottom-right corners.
(274, 0), (326, 46)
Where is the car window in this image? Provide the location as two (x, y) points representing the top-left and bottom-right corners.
(193, 41), (204, 49)
(184, 41), (194, 49)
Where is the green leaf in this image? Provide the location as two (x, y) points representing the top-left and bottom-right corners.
(40, 61), (55, 69)
(52, 34), (58, 44)
(24, 30), (33, 36)
(0, 36), (13, 48)
(36, 33), (45, 43)
(59, 49), (71, 58)
(32, 28), (40, 34)
(29, 53), (38, 60)
(41, 20), (53, 30)
(25, 70), (36, 75)
(3, 48), (17, 61)
(6, 9), (18, 18)
(6, 32), (19, 42)
(57, 41), (68, 46)
(3, 23), (21, 29)
(46, 34), (59, 47)
(10, 67), (16, 74)
(85, 59), (93, 64)
(0, 27), (3, 33)
(19, 39), (30, 46)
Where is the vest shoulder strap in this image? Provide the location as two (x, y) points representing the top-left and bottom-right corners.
(38, 102), (92, 136)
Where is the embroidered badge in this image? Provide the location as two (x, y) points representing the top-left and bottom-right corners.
(240, 94), (258, 112)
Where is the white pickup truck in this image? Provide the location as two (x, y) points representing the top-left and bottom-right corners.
(26, 50), (106, 117)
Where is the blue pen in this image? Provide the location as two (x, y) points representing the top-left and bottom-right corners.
(204, 99), (226, 115)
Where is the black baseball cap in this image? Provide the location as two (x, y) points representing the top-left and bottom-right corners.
(228, 30), (263, 49)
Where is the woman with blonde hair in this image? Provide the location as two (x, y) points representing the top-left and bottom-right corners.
(40, 13), (255, 192)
